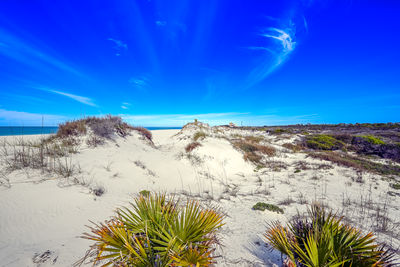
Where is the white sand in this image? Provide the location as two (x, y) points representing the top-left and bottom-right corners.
(0, 126), (399, 266)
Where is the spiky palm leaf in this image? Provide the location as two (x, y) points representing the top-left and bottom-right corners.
(265, 204), (396, 267)
(77, 193), (224, 266)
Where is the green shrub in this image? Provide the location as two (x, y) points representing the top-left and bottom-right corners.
(306, 134), (345, 150)
(79, 193), (224, 266)
(273, 128), (291, 134)
(252, 202), (283, 214)
(265, 204), (396, 266)
(193, 131), (206, 141)
(359, 135), (385, 145)
(294, 169), (301, 173)
(139, 190), (150, 197)
(390, 183), (400, 190)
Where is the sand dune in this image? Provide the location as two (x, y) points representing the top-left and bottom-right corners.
(0, 124), (399, 266)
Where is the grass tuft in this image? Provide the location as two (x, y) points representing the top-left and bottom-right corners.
(252, 202), (284, 214)
(193, 131), (207, 141)
(185, 142), (201, 153)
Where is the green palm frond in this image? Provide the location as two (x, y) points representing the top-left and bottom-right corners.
(264, 203), (396, 267)
(77, 192), (224, 267)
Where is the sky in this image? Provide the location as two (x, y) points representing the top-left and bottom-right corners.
(0, 0), (399, 126)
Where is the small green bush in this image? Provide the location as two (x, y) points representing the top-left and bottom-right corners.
(359, 135), (385, 145)
(139, 190), (150, 197)
(390, 183), (400, 190)
(193, 131), (206, 141)
(252, 202), (284, 214)
(306, 134), (345, 150)
(294, 169), (301, 173)
(273, 128), (290, 134)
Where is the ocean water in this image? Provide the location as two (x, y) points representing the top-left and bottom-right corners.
(0, 127), (59, 136)
(0, 126), (181, 136)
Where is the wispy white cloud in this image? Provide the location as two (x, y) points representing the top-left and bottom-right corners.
(129, 76), (150, 90)
(36, 87), (97, 107)
(0, 109), (67, 126)
(121, 112), (318, 127)
(121, 102), (131, 110)
(107, 38), (128, 56)
(303, 16), (308, 33)
(0, 28), (84, 77)
(245, 20), (297, 89)
(155, 20), (167, 27)
(261, 27), (296, 52)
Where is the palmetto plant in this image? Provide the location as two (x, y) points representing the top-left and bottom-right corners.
(265, 204), (397, 267)
(77, 193), (224, 266)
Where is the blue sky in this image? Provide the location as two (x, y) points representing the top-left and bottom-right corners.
(0, 0), (399, 126)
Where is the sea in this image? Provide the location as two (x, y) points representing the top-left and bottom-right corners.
(0, 126), (181, 136)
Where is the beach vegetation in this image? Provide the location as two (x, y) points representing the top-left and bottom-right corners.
(244, 135), (264, 143)
(185, 141), (202, 153)
(390, 183), (400, 190)
(305, 134), (345, 150)
(57, 115), (152, 141)
(86, 135), (104, 147)
(264, 204), (396, 266)
(252, 202), (284, 214)
(282, 142), (302, 152)
(132, 126), (153, 141)
(139, 190), (150, 197)
(359, 135), (385, 145)
(193, 131), (207, 141)
(78, 193), (224, 266)
(233, 140), (276, 165)
(272, 128), (291, 134)
(91, 185), (105, 196)
(243, 151), (262, 164)
(57, 120), (87, 138)
(307, 151), (400, 176)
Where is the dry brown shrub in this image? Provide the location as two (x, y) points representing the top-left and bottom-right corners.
(255, 144), (276, 157)
(132, 127), (152, 141)
(244, 135), (264, 143)
(185, 142), (201, 153)
(233, 140), (258, 153)
(57, 120), (87, 138)
(282, 143), (302, 152)
(244, 152), (262, 164)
